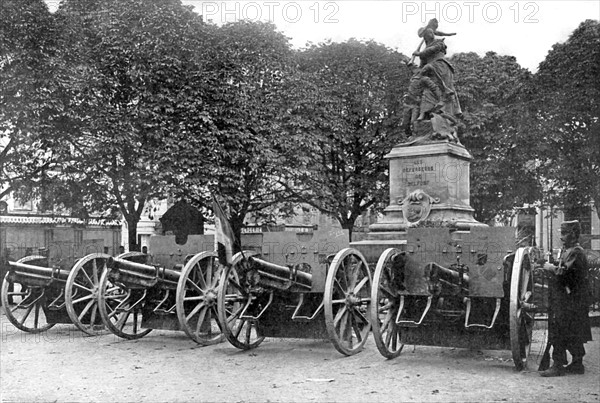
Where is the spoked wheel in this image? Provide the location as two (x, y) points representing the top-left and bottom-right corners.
(324, 248), (372, 356)
(371, 248), (405, 359)
(1, 256), (56, 333)
(97, 257), (152, 340)
(510, 247), (540, 370)
(217, 252), (265, 350)
(176, 251), (224, 345)
(65, 253), (111, 336)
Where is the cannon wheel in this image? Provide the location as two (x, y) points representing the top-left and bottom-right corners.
(97, 252), (152, 339)
(1, 256), (56, 333)
(371, 248), (405, 359)
(65, 253), (112, 336)
(176, 251), (224, 345)
(217, 251), (265, 350)
(324, 248), (372, 356)
(510, 247), (538, 370)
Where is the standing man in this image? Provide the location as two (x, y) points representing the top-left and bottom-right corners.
(540, 220), (592, 377)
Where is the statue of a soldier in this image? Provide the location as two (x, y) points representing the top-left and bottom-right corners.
(538, 220), (593, 377)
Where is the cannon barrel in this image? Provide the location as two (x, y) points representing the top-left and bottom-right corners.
(249, 256), (312, 290)
(107, 257), (180, 283)
(8, 261), (70, 281)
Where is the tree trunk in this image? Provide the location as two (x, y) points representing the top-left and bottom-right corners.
(126, 215), (140, 252)
(341, 221), (354, 242)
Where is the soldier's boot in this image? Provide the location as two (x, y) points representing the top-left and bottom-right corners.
(540, 364), (565, 377)
(565, 358), (585, 375)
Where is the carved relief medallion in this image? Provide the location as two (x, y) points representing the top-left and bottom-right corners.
(399, 190), (440, 225)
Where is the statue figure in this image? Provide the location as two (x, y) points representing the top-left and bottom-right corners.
(399, 19), (462, 146)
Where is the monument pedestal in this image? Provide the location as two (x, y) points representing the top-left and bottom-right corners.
(371, 142), (484, 232)
(352, 142), (484, 260)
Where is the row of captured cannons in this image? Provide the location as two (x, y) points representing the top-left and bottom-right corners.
(2, 229), (554, 370)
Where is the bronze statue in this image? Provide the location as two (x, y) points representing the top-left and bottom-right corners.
(400, 19), (462, 146)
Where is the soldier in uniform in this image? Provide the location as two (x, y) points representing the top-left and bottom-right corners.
(539, 220), (592, 377)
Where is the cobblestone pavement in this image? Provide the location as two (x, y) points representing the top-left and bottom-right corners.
(1, 308), (599, 403)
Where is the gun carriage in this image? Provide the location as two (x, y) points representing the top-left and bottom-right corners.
(216, 229), (372, 356)
(351, 224), (549, 370)
(1, 242), (125, 335)
(97, 235), (225, 345)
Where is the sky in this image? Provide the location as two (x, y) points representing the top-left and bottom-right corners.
(45, 0), (600, 72)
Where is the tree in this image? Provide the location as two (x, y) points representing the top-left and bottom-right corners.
(450, 51), (541, 223)
(279, 39), (408, 240)
(528, 20), (600, 221)
(46, 0), (210, 250)
(0, 0), (70, 201)
(162, 21), (298, 243)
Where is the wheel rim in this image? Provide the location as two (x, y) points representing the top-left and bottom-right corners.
(97, 266), (152, 340)
(65, 253), (111, 336)
(510, 247), (535, 370)
(216, 252), (265, 350)
(371, 248), (404, 359)
(1, 256), (55, 333)
(176, 251), (224, 345)
(324, 248), (372, 356)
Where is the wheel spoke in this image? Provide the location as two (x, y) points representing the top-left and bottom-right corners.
(351, 307), (369, 325)
(72, 282), (93, 293)
(89, 304), (98, 326)
(352, 318), (363, 343)
(380, 309), (394, 334)
(72, 294), (94, 305)
(91, 260), (99, 285)
(18, 304), (34, 325)
(245, 322), (252, 345)
(186, 301), (207, 322)
(193, 267), (207, 291)
(80, 269), (95, 288)
(333, 305), (348, 328)
(186, 276), (205, 294)
(115, 311), (131, 330)
(34, 303), (40, 328)
(205, 262), (213, 287)
(194, 305), (208, 336)
(353, 276), (369, 294)
(211, 262), (222, 288)
(333, 278), (346, 295)
(78, 299), (94, 320)
(184, 295), (205, 302)
(379, 280), (396, 298)
(133, 310), (138, 333)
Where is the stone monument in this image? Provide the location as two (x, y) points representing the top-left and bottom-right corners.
(352, 19), (485, 260)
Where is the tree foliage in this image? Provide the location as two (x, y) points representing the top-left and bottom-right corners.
(45, 0), (209, 250)
(527, 20), (600, 221)
(0, 0), (69, 201)
(451, 51), (541, 223)
(280, 39), (408, 239)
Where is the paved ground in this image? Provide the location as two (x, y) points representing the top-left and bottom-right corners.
(1, 308), (599, 403)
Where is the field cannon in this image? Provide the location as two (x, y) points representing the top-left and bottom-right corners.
(216, 229), (371, 356)
(1, 242), (126, 335)
(355, 227), (549, 370)
(96, 235), (224, 345)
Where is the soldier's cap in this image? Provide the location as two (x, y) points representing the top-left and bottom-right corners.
(560, 220), (580, 233)
(418, 18), (439, 37)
